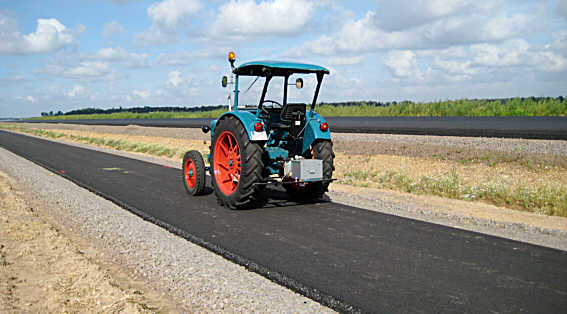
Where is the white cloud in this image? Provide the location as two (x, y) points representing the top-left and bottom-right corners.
(290, 2), (543, 57)
(66, 85), (85, 97)
(93, 47), (148, 68)
(434, 57), (474, 75)
(548, 30), (567, 52)
(418, 46), (467, 58)
(210, 0), (314, 39)
(132, 89), (151, 99)
(133, 0), (201, 46)
(41, 59), (114, 81)
(477, 11), (541, 42)
(532, 51), (567, 72)
(37, 47), (145, 82)
(66, 61), (110, 78)
(470, 39), (530, 67)
(168, 70), (182, 87)
(329, 72), (361, 87)
(148, 0), (201, 29)
(328, 55), (364, 66)
(16, 95), (37, 103)
(0, 11), (77, 55)
(102, 21), (124, 39)
(384, 50), (423, 80)
(398, 36), (567, 86)
(285, 12), (409, 56)
(468, 38), (567, 72)
(376, 0), (503, 31)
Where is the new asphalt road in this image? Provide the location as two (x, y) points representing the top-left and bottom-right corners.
(1, 130), (566, 313)
(18, 116), (567, 140)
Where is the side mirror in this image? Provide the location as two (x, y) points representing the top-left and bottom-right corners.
(295, 78), (303, 89)
(222, 76), (228, 88)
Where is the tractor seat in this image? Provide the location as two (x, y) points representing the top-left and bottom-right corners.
(269, 103), (306, 131)
(280, 103), (306, 122)
(270, 122), (290, 129)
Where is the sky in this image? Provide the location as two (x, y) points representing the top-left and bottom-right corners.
(1, 0), (566, 117)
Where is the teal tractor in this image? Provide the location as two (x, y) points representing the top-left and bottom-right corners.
(182, 51), (335, 209)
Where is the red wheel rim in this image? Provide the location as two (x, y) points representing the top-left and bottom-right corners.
(214, 131), (241, 195)
(184, 158), (197, 188)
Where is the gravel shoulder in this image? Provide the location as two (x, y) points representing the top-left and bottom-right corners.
(0, 147), (334, 313)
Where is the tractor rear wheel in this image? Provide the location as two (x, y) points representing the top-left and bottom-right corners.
(285, 140), (335, 201)
(182, 150), (206, 196)
(210, 116), (265, 209)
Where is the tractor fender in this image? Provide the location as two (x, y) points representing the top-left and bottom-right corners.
(212, 111), (267, 141)
(302, 111), (331, 153)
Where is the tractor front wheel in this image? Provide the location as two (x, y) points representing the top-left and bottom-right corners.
(182, 150), (206, 196)
(210, 116), (265, 209)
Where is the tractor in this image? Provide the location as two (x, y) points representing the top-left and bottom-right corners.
(182, 51), (335, 209)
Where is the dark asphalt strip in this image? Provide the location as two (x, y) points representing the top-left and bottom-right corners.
(1, 130), (566, 313)
(17, 116), (567, 140)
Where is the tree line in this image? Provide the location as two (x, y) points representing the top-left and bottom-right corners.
(41, 105), (227, 117)
(41, 96), (564, 117)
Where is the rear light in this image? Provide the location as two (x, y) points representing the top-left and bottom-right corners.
(320, 122), (329, 132)
(254, 122), (264, 132)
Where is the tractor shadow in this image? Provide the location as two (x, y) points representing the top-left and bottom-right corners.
(262, 186), (332, 209)
(202, 175), (331, 209)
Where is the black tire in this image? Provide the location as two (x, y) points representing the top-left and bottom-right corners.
(210, 116), (265, 209)
(285, 140), (335, 201)
(182, 150), (206, 196)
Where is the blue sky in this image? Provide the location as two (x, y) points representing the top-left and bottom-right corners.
(1, 0), (566, 117)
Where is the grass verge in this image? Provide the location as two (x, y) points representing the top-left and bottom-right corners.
(0, 124), (192, 159)
(340, 169), (567, 217)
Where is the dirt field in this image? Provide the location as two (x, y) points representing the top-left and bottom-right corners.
(0, 170), (184, 313)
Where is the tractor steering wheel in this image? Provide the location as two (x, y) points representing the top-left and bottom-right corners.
(261, 99), (282, 109)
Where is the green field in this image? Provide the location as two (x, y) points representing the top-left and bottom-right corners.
(32, 97), (566, 120)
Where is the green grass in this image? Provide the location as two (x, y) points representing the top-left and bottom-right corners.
(317, 97), (566, 117)
(29, 97), (566, 120)
(341, 169), (567, 217)
(0, 124), (180, 158)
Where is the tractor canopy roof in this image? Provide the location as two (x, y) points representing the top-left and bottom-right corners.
(233, 60), (330, 76)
